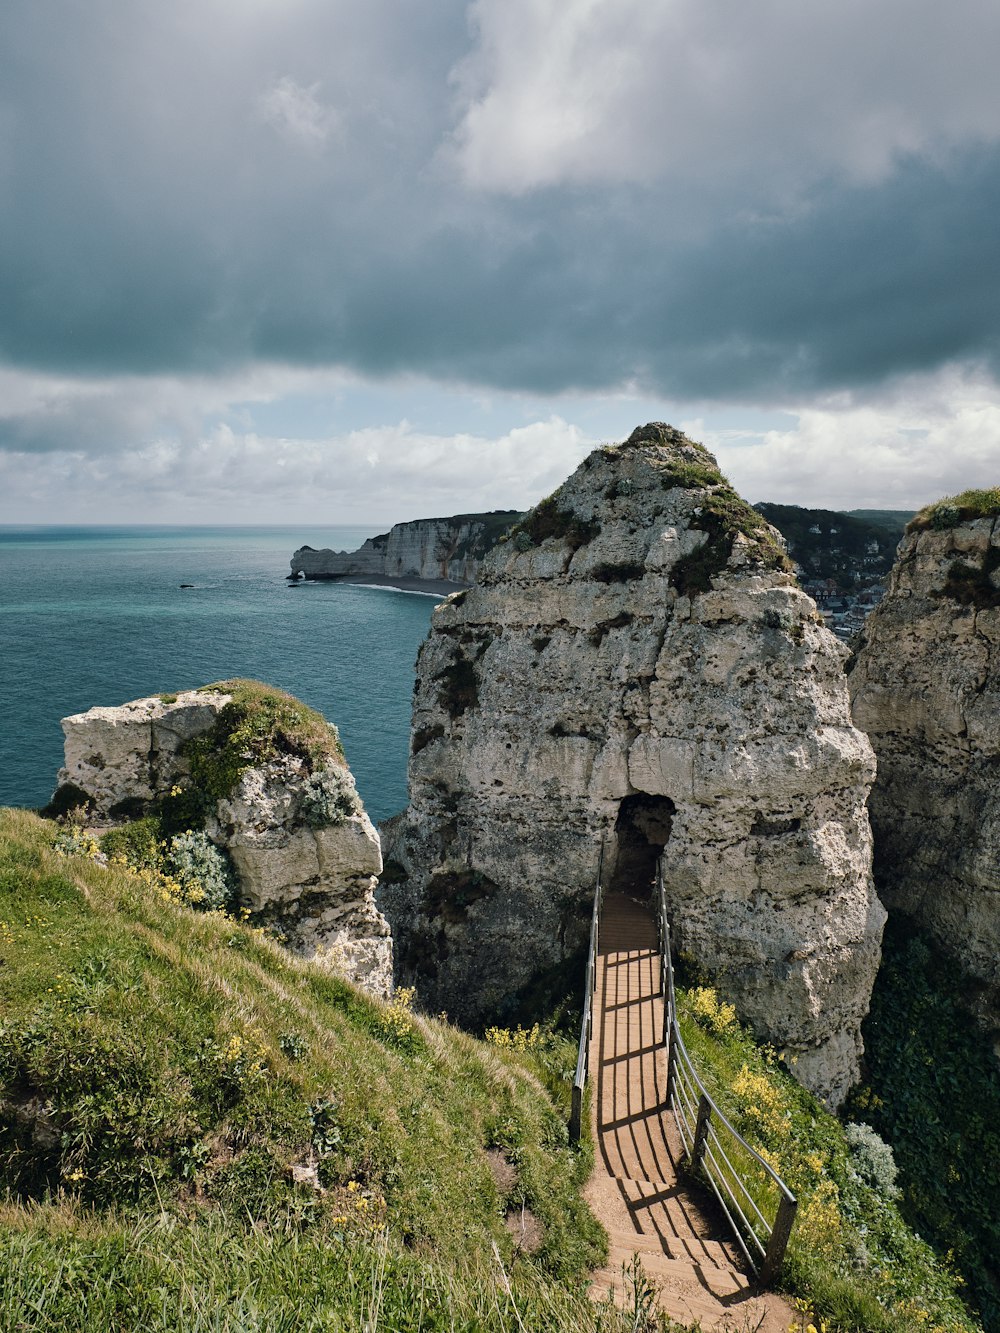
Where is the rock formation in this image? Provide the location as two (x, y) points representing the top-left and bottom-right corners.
(290, 511), (522, 585)
(850, 494), (1000, 1017)
(51, 683), (392, 997)
(382, 424), (884, 1106)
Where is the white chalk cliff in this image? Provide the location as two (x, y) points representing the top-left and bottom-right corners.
(850, 503), (1000, 1020)
(290, 512), (522, 585)
(382, 424), (884, 1106)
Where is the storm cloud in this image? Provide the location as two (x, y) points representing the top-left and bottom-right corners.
(2, 0), (999, 517)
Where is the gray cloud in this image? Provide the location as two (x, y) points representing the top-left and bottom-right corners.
(1, 0), (1000, 411)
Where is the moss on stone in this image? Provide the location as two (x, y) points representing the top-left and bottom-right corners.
(670, 486), (792, 596)
(507, 496), (600, 551)
(908, 487), (1000, 532)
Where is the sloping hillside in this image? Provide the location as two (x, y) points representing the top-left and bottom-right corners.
(0, 807), (628, 1332)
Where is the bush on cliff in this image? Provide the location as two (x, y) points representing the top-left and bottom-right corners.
(851, 918), (1000, 1332)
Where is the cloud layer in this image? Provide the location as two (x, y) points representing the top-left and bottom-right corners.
(1, 1), (999, 518)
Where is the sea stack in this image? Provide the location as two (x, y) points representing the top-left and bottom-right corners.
(382, 424), (884, 1106)
(51, 683), (393, 997)
(850, 492), (1000, 1023)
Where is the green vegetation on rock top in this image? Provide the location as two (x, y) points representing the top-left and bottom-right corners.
(670, 486), (792, 595)
(187, 679), (345, 806)
(909, 487), (1000, 532)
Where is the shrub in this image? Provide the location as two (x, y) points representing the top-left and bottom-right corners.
(100, 817), (163, 871)
(854, 918), (1000, 1328)
(299, 766), (361, 827)
(844, 1122), (900, 1199)
(675, 980), (980, 1332)
(166, 831), (237, 912)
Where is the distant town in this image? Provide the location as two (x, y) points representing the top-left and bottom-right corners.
(755, 504), (912, 641)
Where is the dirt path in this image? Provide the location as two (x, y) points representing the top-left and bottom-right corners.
(584, 893), (796, 1333)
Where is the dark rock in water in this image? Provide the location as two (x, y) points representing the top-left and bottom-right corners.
(287, 570), (303, 580)
(180, 583), (194, 588)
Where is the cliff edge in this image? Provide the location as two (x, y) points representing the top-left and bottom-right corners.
(850, 489), (1000, 1023)
(290, 511), (522, 585)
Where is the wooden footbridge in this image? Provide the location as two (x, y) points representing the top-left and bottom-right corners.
(572, 859), (798, 1332)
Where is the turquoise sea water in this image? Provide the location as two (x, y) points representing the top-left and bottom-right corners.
(0, 527), (436, 822)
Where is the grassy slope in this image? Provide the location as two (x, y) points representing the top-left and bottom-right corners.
(0, 808), (666, 1333)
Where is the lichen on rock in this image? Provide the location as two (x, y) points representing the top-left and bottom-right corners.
(850, 498), (1000, 1022)
(49, 680), (392, 997)
(382, 424), (883, 1107)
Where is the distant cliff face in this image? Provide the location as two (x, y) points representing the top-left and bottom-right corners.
(382, 424), (883, 1107)
(291, 512), (522, 585)
(850, 495), (1000, 1017)
(52, 684), (392, 997)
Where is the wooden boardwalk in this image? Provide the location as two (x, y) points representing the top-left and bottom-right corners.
(584, 893), (795, 1332)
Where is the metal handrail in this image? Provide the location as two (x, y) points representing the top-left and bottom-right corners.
(657, 860), (797, 1286)
(569, 840), (604, 1144)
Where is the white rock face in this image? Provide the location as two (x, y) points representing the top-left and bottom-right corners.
(850, 513), (1000, 1013)
(290, 511), (521, 584)
(53, 688), (392, 998)
(58, 692), (228, 813)
(384, 425), (883, 1106)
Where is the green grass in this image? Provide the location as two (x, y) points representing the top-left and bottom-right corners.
(0, 1199), (683, 1333)
(0, 807), (649, 1331)
(185, 678), (346, 803)
(908, 488), (1000, 532)
(1, 805), (984, 1332)
(672, 983), (981, 1333)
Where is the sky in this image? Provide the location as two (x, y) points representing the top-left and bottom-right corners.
(2, 0), (1000, 526)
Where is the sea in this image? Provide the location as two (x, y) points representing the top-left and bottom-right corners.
(0, 526), (438, 823)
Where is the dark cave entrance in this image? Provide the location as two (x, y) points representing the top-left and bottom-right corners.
(608, 794), (676, 900)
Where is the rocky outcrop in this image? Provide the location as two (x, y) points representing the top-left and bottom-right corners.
(382, 424), (883, 1106)
(290, 512), (522, 585)
(850, 497), (1000, 1016)
(52, 685), (392, 997)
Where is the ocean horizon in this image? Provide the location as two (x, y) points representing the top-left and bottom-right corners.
(0, 524), (436, 822)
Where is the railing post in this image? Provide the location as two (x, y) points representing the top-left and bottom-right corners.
(664, 1020), (678, 1108)
(692, 1094), (711, 1168)
(569, 1085), (583, 1146)
(759, 1194), (798, 1287)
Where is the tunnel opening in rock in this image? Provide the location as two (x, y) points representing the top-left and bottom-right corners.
(609, 794), (676, 899)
